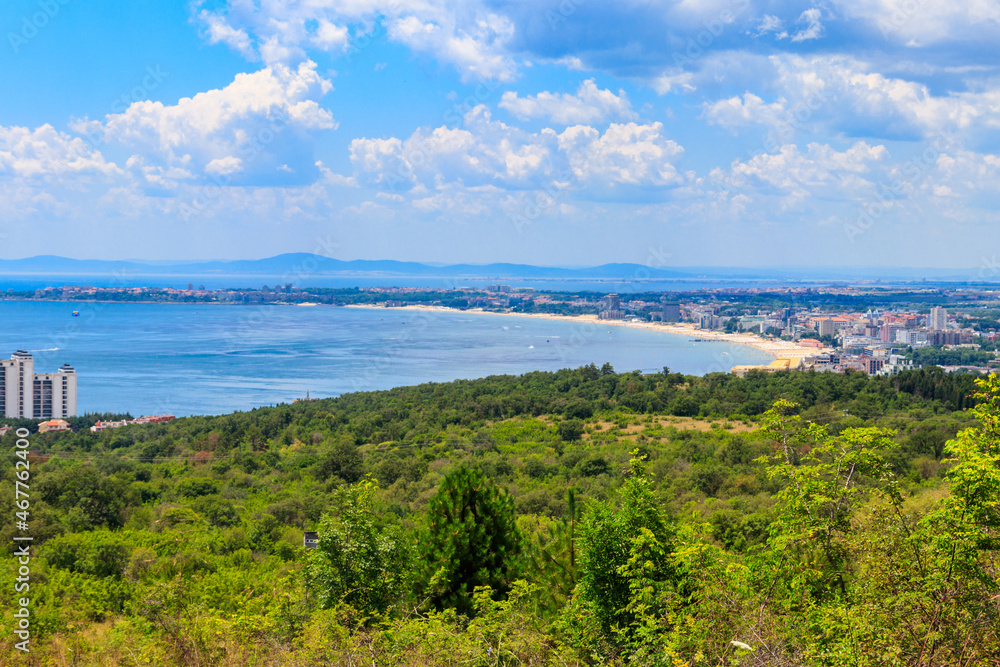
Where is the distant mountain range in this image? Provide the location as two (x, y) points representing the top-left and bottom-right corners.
(0, 254), (987, 283)
(0, 254), (693, 280)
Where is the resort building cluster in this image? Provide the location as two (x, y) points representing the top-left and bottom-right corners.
(90, 414), (176, 433)
(720, 305), (994, 376)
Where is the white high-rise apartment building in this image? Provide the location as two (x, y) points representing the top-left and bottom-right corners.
(0, 351), (77, 419)
(929, 307), (948, 331)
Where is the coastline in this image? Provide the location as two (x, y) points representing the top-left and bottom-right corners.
(344, 303), (826, 359)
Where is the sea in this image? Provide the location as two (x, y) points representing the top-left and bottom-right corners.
(0, 300), (774, 417)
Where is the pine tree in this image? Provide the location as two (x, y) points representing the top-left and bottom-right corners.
(422, 466), (522, 616)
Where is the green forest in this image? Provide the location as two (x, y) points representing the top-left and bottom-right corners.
(2, 365), (998, 665)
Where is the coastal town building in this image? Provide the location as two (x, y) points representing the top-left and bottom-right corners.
(875, 355), (915, 376)
(880, 325), (901, 343)
(841, 336), (889, 355)
(38, 419), (71, 433)
(90, 420), (130, 433)
(661, 300), (681, 323)
(926, 330), (971, 346)
(598, 293), (624, 320)
(701, 314), (717, 329)
(0, 351), (77, 420)
(896, 330), (928, 346)
(864, 357), (886, 375)
(929, 307), (948, 331)
(131, 414), (176, 425)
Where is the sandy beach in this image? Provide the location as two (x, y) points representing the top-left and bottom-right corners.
(345, 303), (827, 359)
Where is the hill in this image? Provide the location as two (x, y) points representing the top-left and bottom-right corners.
(0, 365), (997, 664)
(0, 254), (696, 281)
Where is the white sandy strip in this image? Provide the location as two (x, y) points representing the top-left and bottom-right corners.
(345, 304), (829, 359)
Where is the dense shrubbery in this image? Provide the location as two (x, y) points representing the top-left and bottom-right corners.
(907, 345), (996, 367)
(1, 365), (997, 665)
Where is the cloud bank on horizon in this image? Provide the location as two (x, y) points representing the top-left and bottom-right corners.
(1, 0), (999, 268)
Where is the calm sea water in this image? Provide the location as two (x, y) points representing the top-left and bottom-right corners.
(0, 301), (773, 416)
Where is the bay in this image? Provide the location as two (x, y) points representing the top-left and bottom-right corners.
(0, 301), (774, 416)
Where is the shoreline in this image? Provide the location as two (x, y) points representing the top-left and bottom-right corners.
(344, 303), (827, 359)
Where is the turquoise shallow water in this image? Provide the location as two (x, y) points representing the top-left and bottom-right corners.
(0, 301), (774, 416)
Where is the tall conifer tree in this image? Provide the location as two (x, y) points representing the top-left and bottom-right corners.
(422, 466), (522, 616)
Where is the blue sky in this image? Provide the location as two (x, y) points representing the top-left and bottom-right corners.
(1, 0), (999, 269)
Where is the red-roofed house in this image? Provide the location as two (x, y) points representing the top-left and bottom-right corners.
(38, 419), (71, 433)
(91, 420), (129, 433)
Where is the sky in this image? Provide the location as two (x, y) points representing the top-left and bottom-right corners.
(1, 0), (999, 270)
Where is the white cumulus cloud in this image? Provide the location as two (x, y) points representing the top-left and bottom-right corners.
(194, 0), (519, 82)
(0, 124), (121, 178)
(499, 80), (638, 125)
(72, 61), (336, 189)
(790, 8), (824, 42)
(698, 54), (1000, 142)
(349, 105), (685, 197)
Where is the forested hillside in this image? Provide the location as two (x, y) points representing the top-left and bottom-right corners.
(1, 365), (997, 665)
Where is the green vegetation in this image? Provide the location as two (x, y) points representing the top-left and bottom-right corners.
(907, 345), (996, 367)
(422, 467), (521, 616)
(1, 365), (998, 665)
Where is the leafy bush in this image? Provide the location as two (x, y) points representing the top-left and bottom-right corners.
(557, 419), (585, 442)
(307, 478), (409, 617)
(44, 531), (130, 578)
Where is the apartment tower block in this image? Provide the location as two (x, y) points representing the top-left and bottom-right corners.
(0, 351), (77, 419)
